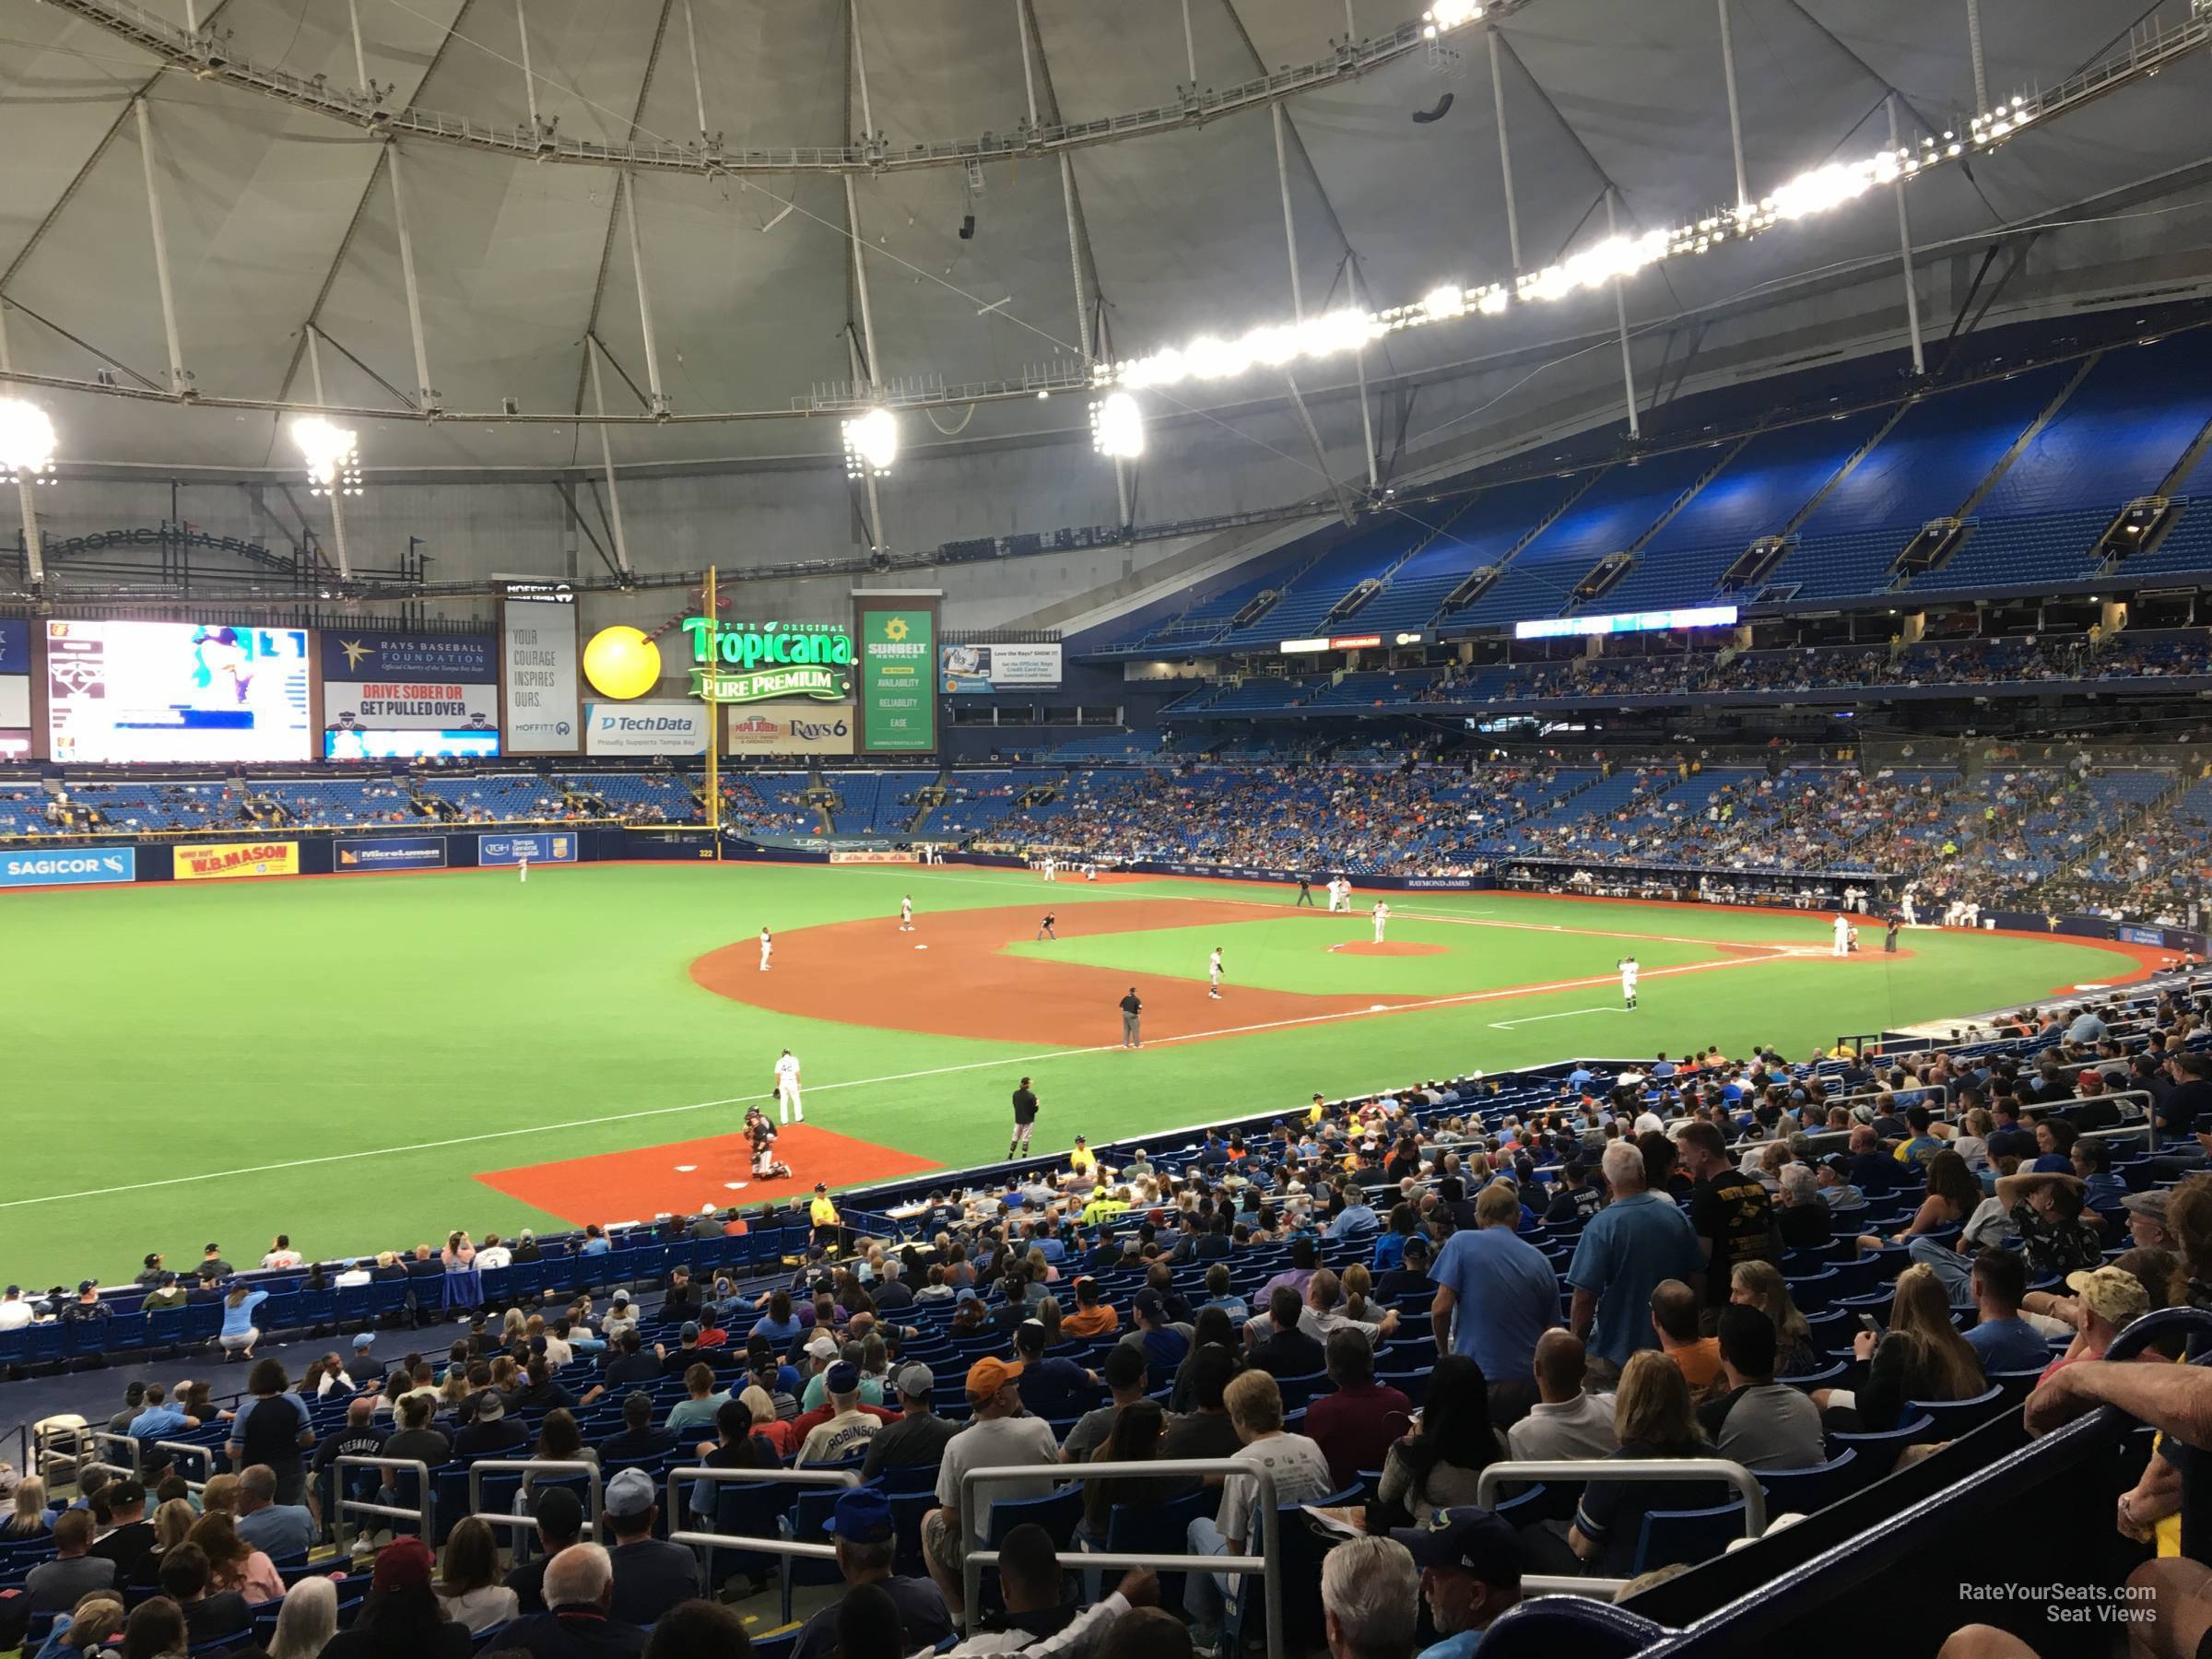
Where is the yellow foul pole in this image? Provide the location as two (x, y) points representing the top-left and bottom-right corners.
(704, 564), (721, 859)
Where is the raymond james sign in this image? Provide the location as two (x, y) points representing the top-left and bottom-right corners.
(684, 618), (853, 703)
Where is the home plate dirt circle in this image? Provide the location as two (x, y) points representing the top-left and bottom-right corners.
(1329, 941), (1449, 957)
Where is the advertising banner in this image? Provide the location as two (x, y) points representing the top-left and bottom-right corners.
(939, 641), (1063, 693)
(0, 846), (136, 889)
(856, 599), (938, 754)
(335, 836), (448, 873)
(173, 840), (300, 881)
(682, 618), (853, 704)
(828, 850), (919, 865)
(583, 700), (711, 756)
(320, 632), (497, 683)
(501, 585), (579, 754)
(45, 619), (312, 763)
(478, 831), (579, 866)
(326, 729), (500, 760)
(724, 701), (856, 757)
(324, 680), (500, 731)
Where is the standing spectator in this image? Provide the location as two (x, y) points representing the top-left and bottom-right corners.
(1304, 1329), (1415, 1491)
(227, 1364), (314, 1507)
(1430, 1183), (1559, 1421)
(1677, 1123), (1778, 1309)
(1505, 1332), (1619, 1462)
(1567, 1142), (1703, 1377)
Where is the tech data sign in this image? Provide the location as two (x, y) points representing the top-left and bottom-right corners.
(683, 618), (853, 704)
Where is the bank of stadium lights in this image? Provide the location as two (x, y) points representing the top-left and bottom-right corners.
(1421, 0), (1484, 36)
(290, 416), (360, 497)
(841, 406), (900, 479)
(1090, 391), (1146, 459)
(0, 397), (57, 486)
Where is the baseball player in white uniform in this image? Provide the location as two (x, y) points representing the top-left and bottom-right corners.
(899, 895), (915, 933)
(1832, 913), (1852, 958)
(1208, 947), (1224, 1000)
(1900, 884), (1919, 926)
(1618, 955), (1640, 1009)
(773, 1048), (804, 1124)
(1331, 878), (1351, 914)
(1041, 856), (1058, 882)
(759, 926), (773, 972)
(515, 844), (530, 884)
(1371, 901), (1391, 944)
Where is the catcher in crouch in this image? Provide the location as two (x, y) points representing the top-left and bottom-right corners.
(745, 1105), (793, 1180)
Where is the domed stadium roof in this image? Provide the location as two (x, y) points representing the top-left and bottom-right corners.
(0, 0), (2206, 477)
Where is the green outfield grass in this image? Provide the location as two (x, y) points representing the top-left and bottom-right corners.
(0, 861), (2139, 1287)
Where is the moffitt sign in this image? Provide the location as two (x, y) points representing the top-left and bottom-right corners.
(684, 618), (853, 703)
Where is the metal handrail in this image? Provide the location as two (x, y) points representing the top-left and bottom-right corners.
(661, 1465), (863, 1569)
(465, 1459), (606, 1536)
(331, 1455), (432, 1555)
(1475, 1456), (1767, 1597)
(958, 1458), (1283, 1659)
(153, 1439), (218, 1483)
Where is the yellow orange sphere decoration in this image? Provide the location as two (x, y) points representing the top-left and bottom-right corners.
(582, 625), (662, 700)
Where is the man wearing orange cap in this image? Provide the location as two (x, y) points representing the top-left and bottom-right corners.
(921, 1356), (1061, 1618)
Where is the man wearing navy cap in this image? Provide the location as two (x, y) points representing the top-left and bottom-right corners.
(601, 1465), (700, 1627)
(797, 1360), (879, 1465)
(791, 1488), (952, 1659)
(1389, 1508), (1524, 1659)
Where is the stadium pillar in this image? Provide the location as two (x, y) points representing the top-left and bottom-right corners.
(682, 0), (709, 138)
(1716, 0), (1749, 210)
(14, 472), (41, 591)
(1887, 95), (1927, 376)
(1179, 0), (1197, 82)
(1605, 189), (1640, 440)
(623, 173), (669, 417)
(1488, 29), (1522, 272)
(347, 0), (368, 91)
(133, 99), (189, 399)
(385, 143), (436, 409)
(704, 563), (721, 857)
(304, 327), (355, 582)
(514, 0), (542, 135)
(585, 340), (634, 576)
(1966, 0), (1989, 116)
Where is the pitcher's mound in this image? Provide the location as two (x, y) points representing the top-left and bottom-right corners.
(1330, 941), (1449, 957)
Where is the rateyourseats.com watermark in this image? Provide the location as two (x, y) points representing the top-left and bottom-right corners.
(1959, 1583), (2156, 1624)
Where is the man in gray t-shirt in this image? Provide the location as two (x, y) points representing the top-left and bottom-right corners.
(1695, 1307), (1824, 1472)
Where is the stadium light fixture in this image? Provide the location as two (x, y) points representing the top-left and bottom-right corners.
(0, 397), (56, 483)
(290, 415), (361, 496)
(1422, 0), (1484, 37)
(1091, 391), (1146, 459)
(842, 406), (900, 478)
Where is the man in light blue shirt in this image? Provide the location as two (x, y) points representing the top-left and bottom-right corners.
(1384, 1508), (1524, 1659)
(1430, 1185), (1559, 1410)
(1327, 1189), (1381, 1240)
(2066, 1006), (2108, 1045)
(127, 1382), (198, 1441)
(1566, 1142), (1703, 1372)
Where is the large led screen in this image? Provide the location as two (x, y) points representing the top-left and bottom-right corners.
(45, 619), (312, 763)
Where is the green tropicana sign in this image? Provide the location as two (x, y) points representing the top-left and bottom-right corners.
(683, 618), (854, 703)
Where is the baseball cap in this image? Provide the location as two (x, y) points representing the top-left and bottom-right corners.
(1389, 1508), (1523, 1584)
(371, 1535), (436, 1593)
(2065, 1265), (2150, 1327)
(531, 1486), (585, 1538)
(894, 1361), (935, 1398)
(680, 1323), (702, 1343)
(1821, 1153), (1853, 1177)
(473, 1392), (506, 1422)
(805, 1335), (839, 1360)
(603, 1467), (655, 1518)
(611, 1288), (632, 1306)
(814, 1182), (828, 1194)
(964, 1356), (1025, 1397)
(352, 1332), (375, 1351)
(77, 1280), (96, 1294)
(2124, 1190), (2173, 1226)
(821, 1488), (894, 1543)
(1133, 1288), (1165, 1322)
(825, 1360), (862, 1395)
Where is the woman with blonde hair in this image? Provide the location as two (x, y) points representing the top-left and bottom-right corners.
(499, 1308), (527, 1347)
(4, 1475), (49, 1538)
(197, 1472), (239, 1517)
(1730, 1261), (1818, 1376)
(434, 1516), (519, 1631)
(187, 1511), (283, 1603)
(1568, 1351), (1710, 1575)
(1820, 1263), (1986, 1432)
(131, 1499), (198, 1591)
(50, 1589), (127, 1653)
(264, 1573), (338, 1659)
(1340, 1262), (1379, 1326)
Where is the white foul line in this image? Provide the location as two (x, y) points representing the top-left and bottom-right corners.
(1488, 1006), (1630, 1030)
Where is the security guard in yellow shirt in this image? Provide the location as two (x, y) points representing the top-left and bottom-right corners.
(808, 1182), (841, 1249)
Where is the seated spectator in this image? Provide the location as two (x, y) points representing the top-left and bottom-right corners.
(5, 1474), (50, 1538)
(792, 1488), (951, 1659)
(1860, 1150), (1981, 1252)
(1318, 1534), (1422, 1659)
(797, 1362), (879, 1465)
(524, 1410), (598, 1504)
(231, 1464), (312, 1561)
(43, 1589), (127, 1657)
(939, 1524), (1156, 1659)
(2037, 1265), (2152, 1383)
(500, 1540), (648, 1658)
(121, 1597), (189, 1659)
(437, 1515), (521, 1632)
(323, 1537), (480, 1658)
(27, 1510), (117, 1615)
(507, 1488), (586, 1616)
(1649, 1279), (1723, 1395)
(1305, 1328), (1415, 1492)
(129, 1499), (197, 1594)
(1245, 1286), (1326, 1379)
(1184, 1370), (1340, 1641)
(1505, 1332), (1618, 1462)
(1123, 1290), (1194, 1384)
(1820, 1264), (1988, 1431)
(665, 1364), (731, 1438)
(88, 1477), (156, 1581)
(1201, 1263), (1249, 1324)
(127, 1383), (200, 1443)
(156, 1543), (251, 1650)
(187, 1511), (281, 1604)
(864, 1362), (957, 1478)
(453, 1388), (531, 1458)
(641, 1601), (751, 1659)
(381, 1394), (452, 1493)
(600, 1468), (700, 1627)
(1377, 1355), (1500, 1526)
(1962, 1248), (2060, 1375)
(1728, 1262), (1819, 1377)
(1376, 1234), (1436, 1304)
(1386, 1510), (1524, 1659)
(1567, 1352), (1713, 1577)
(263, 1574), (337, 1659)
(1696, 1305), (1824, 1469)
(599, 1391), (678, 1465)
(1062, 1277), (1121, 1338)
(1014, 1320), (1099, 1421)
(1774, 1165), (1832, 1251)
(1161, 1345), (1246, 1468)
(1064, 1344), (1148, 1465)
